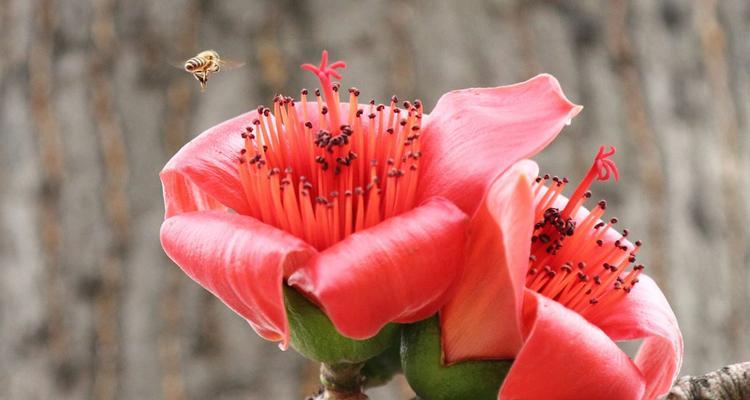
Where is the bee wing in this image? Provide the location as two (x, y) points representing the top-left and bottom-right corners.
(218, 58), (246, 71)
(169, 60), (186, 70)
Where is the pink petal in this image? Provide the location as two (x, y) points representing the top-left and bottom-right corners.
(288, 197), (468, 339)
(161, 111), (260, 218)
(586, 274), (683, 400)
(500, 291), (645, 400)
(160, 211), (316, 348)
(440, 160), (539, 363)
(418, 74), (582, 214)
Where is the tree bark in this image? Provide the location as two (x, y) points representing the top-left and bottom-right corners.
(668, 362), (750, 400)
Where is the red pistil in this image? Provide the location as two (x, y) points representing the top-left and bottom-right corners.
(237, 51), (423, 250)
(527, 147), (642, 319)
(301, 50), (347, 134)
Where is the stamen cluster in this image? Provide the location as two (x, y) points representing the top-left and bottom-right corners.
(235, 52), (424, 250)
(525, 147), (643, 317)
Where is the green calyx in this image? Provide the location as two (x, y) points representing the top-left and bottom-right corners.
(284, 286), (399, 364)
(401, 316), (512, 400)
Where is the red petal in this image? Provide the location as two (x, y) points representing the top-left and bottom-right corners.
(288, 197), (468, 339)
(161, 111), (259, 218)
(440, 160), (539, 363)
(418, 74), (582, 214)
(499, 291), (645, 400)
(160, 211), (316, 348)
(587, 274), (683, 400)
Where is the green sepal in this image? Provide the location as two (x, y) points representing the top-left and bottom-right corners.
(401, 316), (512, 400)
(284, 285), (399, 364)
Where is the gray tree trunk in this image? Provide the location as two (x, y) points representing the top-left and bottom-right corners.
(1, 0), (748, 399)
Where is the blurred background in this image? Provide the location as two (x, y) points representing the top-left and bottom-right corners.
(1, 0), (748, 398)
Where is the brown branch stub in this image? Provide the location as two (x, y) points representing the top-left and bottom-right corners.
(668, 362), (750, 400)
(309, 362), (368, 400)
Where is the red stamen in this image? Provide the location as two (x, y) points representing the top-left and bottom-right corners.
(527, 146), (641, 318)
(236, 53), (423, 250)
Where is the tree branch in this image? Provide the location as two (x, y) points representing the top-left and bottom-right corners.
(668, 362), (750, 400)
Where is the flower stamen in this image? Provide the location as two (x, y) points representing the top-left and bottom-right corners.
(527, 147), (643, 318)
(235, 51), (423, 250)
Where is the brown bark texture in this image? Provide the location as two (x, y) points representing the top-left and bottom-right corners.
(668, 362), (750, 400)
(1, 0), (748, 399)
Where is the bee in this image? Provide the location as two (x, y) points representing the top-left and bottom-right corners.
(181, 50), (245, 91)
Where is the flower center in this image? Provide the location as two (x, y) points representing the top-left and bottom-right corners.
(525, 146), (643, 319)
(235, 51), (423, 250)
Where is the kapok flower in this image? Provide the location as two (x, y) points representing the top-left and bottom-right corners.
(439, 148), (683, 399)
(159, 50), (581, 348)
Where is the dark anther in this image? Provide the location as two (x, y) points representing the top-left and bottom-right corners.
(301, 89), (309, 95)
(305, 121), (313, 129)
(315, 89), (321, 97)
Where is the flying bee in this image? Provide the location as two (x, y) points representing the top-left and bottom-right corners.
(180, 50), (245, 91)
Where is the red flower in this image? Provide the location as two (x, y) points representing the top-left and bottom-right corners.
(159, 51), (581, 349)
(440, 149), (683, 399)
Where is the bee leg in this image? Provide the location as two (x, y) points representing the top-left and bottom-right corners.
(193, 71), (209, 91)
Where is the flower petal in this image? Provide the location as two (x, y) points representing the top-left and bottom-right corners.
(586, 274), (683, 400)
(288, 197), (468, 339)
(160, 211), (316, 348)
(418, 74), (582, 214)
(499, 291), (645, 400)
(440, 160), (539, 363)
(161, 111), (260, 218)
